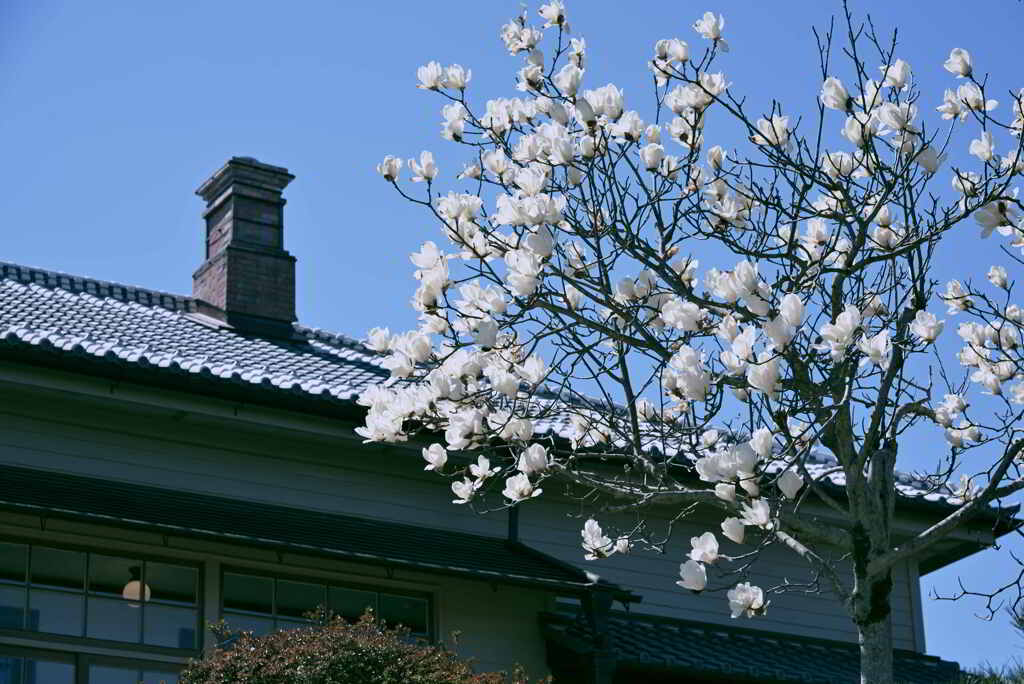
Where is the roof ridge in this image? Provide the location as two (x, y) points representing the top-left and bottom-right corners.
(1, 260), (196, 314)
(0, 260), (377, 353)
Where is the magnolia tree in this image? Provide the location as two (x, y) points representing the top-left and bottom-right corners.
(357, 2), (1024, 681)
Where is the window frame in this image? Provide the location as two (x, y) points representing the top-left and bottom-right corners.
(219, 564), (435, 640)
(0, 536), (204, 658)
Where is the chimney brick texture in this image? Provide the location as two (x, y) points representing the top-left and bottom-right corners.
(192, 158), (297, 334)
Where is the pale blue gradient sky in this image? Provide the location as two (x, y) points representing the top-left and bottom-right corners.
(2, 0), (1023, 670)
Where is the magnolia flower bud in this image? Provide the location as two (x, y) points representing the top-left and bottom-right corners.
(707, 145), (726, 171)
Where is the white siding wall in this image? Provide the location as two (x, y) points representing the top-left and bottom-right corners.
(0, 375), (924, 653)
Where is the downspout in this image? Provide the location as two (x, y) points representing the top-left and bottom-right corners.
(584, 585), (617, 684)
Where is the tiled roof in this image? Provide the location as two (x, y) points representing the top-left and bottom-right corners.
(0, 261), (1014, 517)
(541, 611), (961, 683)
(0, 261), (389, 402)
(0, 462), (623, 598)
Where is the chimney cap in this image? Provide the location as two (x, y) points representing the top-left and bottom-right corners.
(195, 156), (295, 203)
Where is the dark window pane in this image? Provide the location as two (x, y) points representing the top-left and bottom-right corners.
(0, 656), (23, 684)
(328, 586), (376, 622)
(142, 671), (179, 684)
(145, 604), (197, 649)
(223, 611), (273, 637)
(0, 544), (26, 584)
(87, 665), (139, 684)
(223, 574), (271, 615)
(29, 589), (83, 636)
(89, 555), (140, 597)
(0, 585), (25, 629)
(276, 580), (323, 620)
(87, 596), (141, 642)
(30, 548), (83, 591)
(147, 563), (196, 605)
(379, 594), (428, 635)
(28, 659), (74, 684)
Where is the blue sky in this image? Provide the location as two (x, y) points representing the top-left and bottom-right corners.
(3, 0), (1023, 670)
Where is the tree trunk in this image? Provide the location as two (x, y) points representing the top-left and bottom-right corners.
(858, 614), (894, 684)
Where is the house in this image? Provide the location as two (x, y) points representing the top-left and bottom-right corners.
(0, 157), (1007, 683)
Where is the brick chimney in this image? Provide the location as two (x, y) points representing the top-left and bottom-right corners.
(192, 157), (297, 337)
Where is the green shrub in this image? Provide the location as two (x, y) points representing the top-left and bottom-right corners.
(181, 610), (540, 684)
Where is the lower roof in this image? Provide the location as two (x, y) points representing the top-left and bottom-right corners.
(541, 610), (960, 684)
(0, 463), (626, 599)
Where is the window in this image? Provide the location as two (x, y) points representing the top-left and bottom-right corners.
(221, 570), (431, 639)
(0, 542), (199, 650)
(0, 647), (179, 684)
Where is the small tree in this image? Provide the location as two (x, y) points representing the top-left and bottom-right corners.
(181, 612), (535, 684)
(358, 2), (1024, 682)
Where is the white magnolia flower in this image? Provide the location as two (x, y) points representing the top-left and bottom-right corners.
(581, 519), (614, 560)
(958, 82), (997, 112)
(721, 517), (745, 544)
(693, 11), (728, 51)
(715, 482), (737, 502)
(975, 198), (1021, 238)
(538, 1), (566, 28)
(749, 428), (774, 460)
(842, 113), (879, 146)
(422, 443), (448, 472)
(988, 265), (1009, 289)
(879, 59), (911, 90)
(365, 326), (393, 352)
(727, 582), (765, 618)
(677, 559), (707, 591)
(910, 310), (945, 344)
(937, 88), (968, 121)
(452, 478), (479, 504)
(553, 63), (583, 97)
(416, 61), (445, 90)
(746, 350), (780, 397)
(689, 532), (719, 563)
(376, 155), (402, 181)
(777, 470), (804, 500)
(408, 151), (438, 182)
(654, 37), (689, 63)
(970, 131), (996, 162)
(517, 444), (550, 475)
(858, 330), (892, 369)
(943, 48), (972, 77)
(457, 163), (481, 180)
(820, 77), (850, 111)
(876, 102), (918, 134)
(821, 150), (856, 178)
(815, 304), (862, 360)
(444, 64), (471, 89)
(470, 455), (500, 480)
(751, 115), (790, 148)
(780, 293), (804, 329)
(740, 499), (772, 529)
(707, 145), (726, 171)
(942, 280), (972, 313)
(640, 143), (666, 171)
(503, 473), (542, 502)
